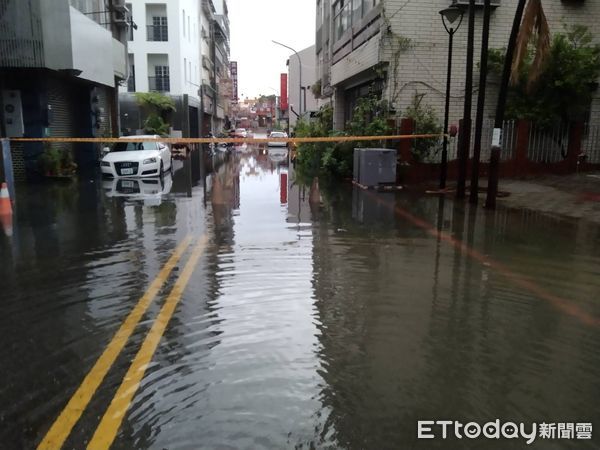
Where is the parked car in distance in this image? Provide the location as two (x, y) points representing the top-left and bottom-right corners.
(234, 128), (248, 138)
(101, 136), (172, 178)
(268, 131), (288, 147)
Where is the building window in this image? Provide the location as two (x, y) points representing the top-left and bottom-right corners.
(148, 16), (168, 41)
(352, 0), (362, 24)
(150, 66), (170, 92)
(333, 0), (351, 41)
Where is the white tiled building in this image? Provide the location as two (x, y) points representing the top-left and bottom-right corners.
(122, 0), (205, 99)
(316, 0), (600, 130)
(120, 0), (230, 135)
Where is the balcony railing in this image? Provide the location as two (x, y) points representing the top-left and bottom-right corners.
(148, 76), (170, 92)
(147, 25), (168, 42)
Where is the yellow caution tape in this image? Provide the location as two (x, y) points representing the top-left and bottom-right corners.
(9, 134), (446, 145)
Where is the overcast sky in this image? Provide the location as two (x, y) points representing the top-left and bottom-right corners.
(228, 0), (316, 99)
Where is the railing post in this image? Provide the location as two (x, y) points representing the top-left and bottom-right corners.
(397, 118), (414, 184)
(514, 119), (530, 176)
(398, 118), (414, 162)
(567, 121), (584, 172)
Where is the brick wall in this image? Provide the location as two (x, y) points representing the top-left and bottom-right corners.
(326, 0), (600, 132)
(10, 143), (26, 181)
(384, 0), (600, 126)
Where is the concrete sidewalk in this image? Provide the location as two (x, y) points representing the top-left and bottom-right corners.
(496, 172), (600, 223)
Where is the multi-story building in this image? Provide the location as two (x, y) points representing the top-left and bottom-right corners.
(0, 0), (128, 179)
(121, 0), (231, 136)
(212, 0), (232, 132)
(120, 0), (204, 136)
(316, 0), (600, 130)
(288, 44), (322, 128)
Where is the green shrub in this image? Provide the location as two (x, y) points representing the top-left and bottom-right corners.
(489, 25), (600, 126)
(403, 95), (442, 162)
(38, 144), (77, 176)
(294, 92), (395, 182)
(135, 92), (176, 136)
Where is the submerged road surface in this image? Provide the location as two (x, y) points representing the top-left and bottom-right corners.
(0, 140), (599, 449)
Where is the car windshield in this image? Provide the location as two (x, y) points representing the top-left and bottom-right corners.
(235, 129), (246, 133)
(270, 132), (286, 138)
(112, 141), (159, 152)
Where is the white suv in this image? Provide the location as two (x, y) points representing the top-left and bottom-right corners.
(101, 135), (172, 178)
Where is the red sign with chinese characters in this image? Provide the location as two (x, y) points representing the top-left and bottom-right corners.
(280, 73), (288, 111)
(230, 61), (238, 102)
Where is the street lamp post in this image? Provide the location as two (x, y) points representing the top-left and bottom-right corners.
(439, 6), (464, 190)
(272, 40), (302, 118)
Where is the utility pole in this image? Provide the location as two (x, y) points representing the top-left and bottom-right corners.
(456, 0), (476, 199)
(469, 0), (491, 204)
(486, 0), (528, 209)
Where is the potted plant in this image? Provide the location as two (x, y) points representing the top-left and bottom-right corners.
(38, 144), (78, 180)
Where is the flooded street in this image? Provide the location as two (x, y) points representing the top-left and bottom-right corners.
(1, 138), (600, 449)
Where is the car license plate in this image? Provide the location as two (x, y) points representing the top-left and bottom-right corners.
(121, 180), (134, 188)
(121, 168), (134, 175)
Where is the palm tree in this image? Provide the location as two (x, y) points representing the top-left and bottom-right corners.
(511, 0), (551, 92)
(486, 0), (550, 209)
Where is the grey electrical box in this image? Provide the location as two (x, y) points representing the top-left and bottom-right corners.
(2, 90), (24, 137)
(353, 148), (397, 187)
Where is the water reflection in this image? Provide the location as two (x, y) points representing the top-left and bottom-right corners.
(1, 145), (600, 449)
(102, 173), (173, 206)
(310, 188), (600, 449)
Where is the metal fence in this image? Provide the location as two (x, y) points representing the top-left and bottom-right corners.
(148, 76), (170, 93)
(581, 122), (600, 164)
(438, 119), (516, 163)
(526, 122), (570, 163)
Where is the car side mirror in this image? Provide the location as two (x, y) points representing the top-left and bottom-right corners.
(102, 146), (110, 156)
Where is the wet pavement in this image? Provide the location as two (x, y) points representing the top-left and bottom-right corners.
(1, 137), (600, 449)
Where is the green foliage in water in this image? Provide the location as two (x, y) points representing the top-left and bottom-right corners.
(37, 144), (77, 176)
(294, 93), (393, 182)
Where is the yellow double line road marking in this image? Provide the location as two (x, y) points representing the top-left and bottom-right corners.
(87, 235), (209, 448)
(38, 234), (206, 449)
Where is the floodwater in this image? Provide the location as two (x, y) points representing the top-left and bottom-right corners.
(0, 138), (599, 449)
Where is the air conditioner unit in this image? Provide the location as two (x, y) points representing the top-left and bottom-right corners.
(2, 90), (24, 137)
(451, 0), (501, 6)
(112, 2), (130, 26)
